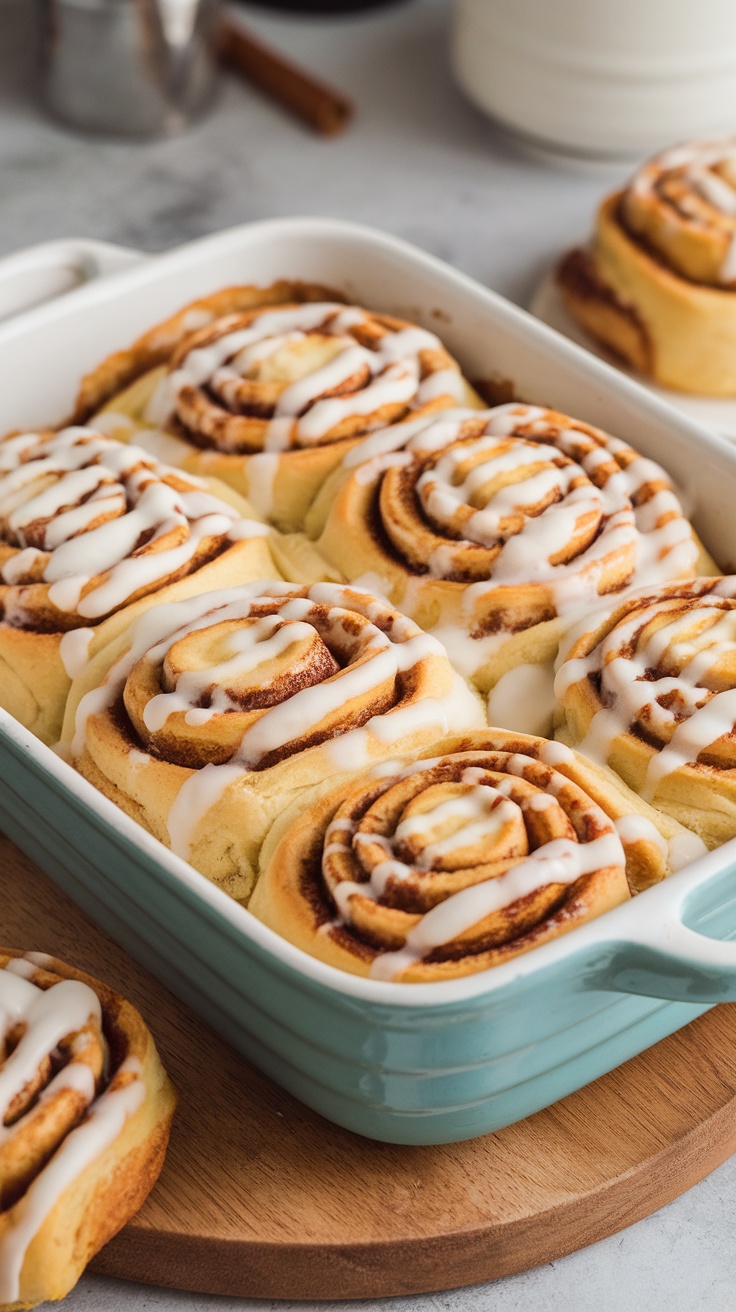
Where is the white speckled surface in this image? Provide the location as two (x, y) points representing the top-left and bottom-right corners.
(1, 0), (733, 1306)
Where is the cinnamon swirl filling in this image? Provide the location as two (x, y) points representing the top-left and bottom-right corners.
(144, 302), (470, 455)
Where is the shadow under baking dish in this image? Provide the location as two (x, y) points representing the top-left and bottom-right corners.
(3, 218), (736, 1144)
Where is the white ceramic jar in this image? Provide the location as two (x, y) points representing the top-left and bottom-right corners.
(452, 0), (736, 160)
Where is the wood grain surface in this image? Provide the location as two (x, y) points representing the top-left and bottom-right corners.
(3, 831), (736, 1299)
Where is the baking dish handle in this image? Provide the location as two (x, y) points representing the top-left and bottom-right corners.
(598, 916), (736, 1004)
(0, 239), (146, 325)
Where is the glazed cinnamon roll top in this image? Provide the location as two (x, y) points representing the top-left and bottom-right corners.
(250, 731), (639, 981)
(0, 950), (149, 1305)
(556, 576), (736, 802)
(0, 427), (259, 632)
(317, 402), (700, 623)
(143, 301), (471, 454)
(69, 580), (485, 870)
(621, 138), (736, 286)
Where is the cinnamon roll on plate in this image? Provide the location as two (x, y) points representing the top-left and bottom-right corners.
(0, 949), (175, 1312)
(534, 139), (736, 430)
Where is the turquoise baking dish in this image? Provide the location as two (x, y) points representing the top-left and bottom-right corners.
(3, 220), (736, 1146)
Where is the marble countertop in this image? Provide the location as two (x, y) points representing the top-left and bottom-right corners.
(1, 1), (733, 1308)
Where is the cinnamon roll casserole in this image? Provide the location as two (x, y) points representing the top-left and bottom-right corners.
(1, 276), (727, 982)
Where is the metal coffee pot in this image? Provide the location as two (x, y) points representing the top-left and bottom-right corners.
(37, 0), (221, 137)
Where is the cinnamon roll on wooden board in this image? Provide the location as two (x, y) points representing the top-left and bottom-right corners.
(62, 581), (486, 900)
(250, 729), (696, 981)
(0, 948), (175, 1312)
(558, 138), (736, 395)
(555, 577), (736, 846)
(0, 426), (276, 744)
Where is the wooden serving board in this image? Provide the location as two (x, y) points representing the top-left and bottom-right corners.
(4, 831), (736, 1300)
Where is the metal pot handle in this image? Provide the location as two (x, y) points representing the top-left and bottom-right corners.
(0, 239), (145, 326)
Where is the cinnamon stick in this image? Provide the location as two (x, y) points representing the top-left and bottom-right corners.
(218, 17), (354, 137)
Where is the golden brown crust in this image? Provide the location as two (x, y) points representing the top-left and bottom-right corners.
(0, 949), (176, 1312)
(557, 244), (654, 375)
(559, 152), (736, 394)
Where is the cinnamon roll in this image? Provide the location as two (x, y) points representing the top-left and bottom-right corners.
(0, 426), (276, 744)
(250, 728), (695, 981)
(558, 138), (736, 394)
(72, 279), (338, 427)
(63, 581), (486, 900)
(0, 948), (175, 1312)
(83, 298), (482, 532)
(555, 577), (736, 845)
(299, 403), (712, 702)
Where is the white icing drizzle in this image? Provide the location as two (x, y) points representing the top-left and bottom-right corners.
(426, 623), (507, 681)
(416, 404), (695, 607)
(556, 579), (736, 800)
(486, 663), (558, 738)
(342, 409), (477, 469)
(0, 962), (144, 1303)
(614, 813), (707, 873)
(318, 750), (625, 981)
(0, 426), (255, 625)
(630, 138), (736, 283)
(667, 832), (709, 870)
(59, 626), (95, 679)
(369, 830), (622, 980)
(144, 302), (465, 451)
(72, 582), (484, 858)
(337, 403), (696, 640)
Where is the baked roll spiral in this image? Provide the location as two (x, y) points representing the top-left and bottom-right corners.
(63, 581), (486, 900)
(71, 279), (338, 428)
(81, 296), (482, 532)
(558, 138), (736, 394)
(555, 577), (736, 845)
(0, 948), (175, 1312)
(250, 729), (699, 981)
(0, 426), (276, 744)
(300, 403), (710, 704)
